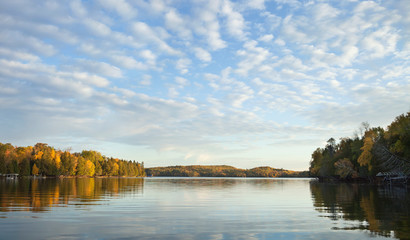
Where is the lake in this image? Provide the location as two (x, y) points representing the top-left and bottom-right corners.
(0, 177), (409, 240)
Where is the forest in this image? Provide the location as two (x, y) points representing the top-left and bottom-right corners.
(0, 143), (145, 177)
(309, 112), (410, 180)
(146, 165), (308, 177)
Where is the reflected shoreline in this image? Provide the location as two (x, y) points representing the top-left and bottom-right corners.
(0, 177), (144, 212)
(310, 181), (410, 239)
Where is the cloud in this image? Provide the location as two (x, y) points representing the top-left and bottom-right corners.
(247, 0), (265, 10)
(221, 0), (247, 40)
(165, 9), (192, 40)
(192, 1), (227, 50)
(230, 93), (252, 108)
(78, 43), (102, 56)
(111, 55), (148, 70)
(0, 85), (18, 95)
(70, 0), (87, 17)
(68, 59), (123, 78)
(132, 21), (180, 55)
(360, 26), (399, 59)
(0, 59), (109, 97)
(84, 18), (112, 36)
(381, 64), (410, 80)
(98, 0), (137, 19)
(147, 0), (168, 14)
(112, 86), (136, 98)
(0, 1), (74, 25)
(329, 80), (342, 89)
(176, 58), (191, 74)
(140, 50), (157, 66)
(139, 74), (152, 86)
(0, 14), (78, 45)
(312, 3), (341, 21)
(260, 11), (282, 32)
(168, 87), (179, 98)
(68, 72), (110, 88)
(0, 47), (40, 62)
(0, 30), (56, 56)
(306, 81), (410, 128)
(258, 34), (274, 42)
(274, 0), (302, 10)
(194, 47), (212, 62)
(235, 40), (270, 76)
(175, 77), (189, 86)
(205, 67), (254, 109)
(354, 1), (385, 14)
(280, 15), (310, 44)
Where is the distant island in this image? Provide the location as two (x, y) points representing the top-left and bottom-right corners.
(146, 165), (309, 178)
(309, 111), (410, 181)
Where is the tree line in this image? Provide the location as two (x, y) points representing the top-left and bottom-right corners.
(309, 112), (410, 179)
(0, 143), (145, 177)
(146, 165), (309, 177)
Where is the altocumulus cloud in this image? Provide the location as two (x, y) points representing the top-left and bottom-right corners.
(0, 0), (409, 170)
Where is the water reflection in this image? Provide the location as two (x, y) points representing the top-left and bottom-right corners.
(146, 177), (306, 189)
(310, 182), (410, 239)
(0, 177), (144, 212)
(2, 177), (406, 240)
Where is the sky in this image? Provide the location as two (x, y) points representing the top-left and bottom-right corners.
(0, 0), (409, 170)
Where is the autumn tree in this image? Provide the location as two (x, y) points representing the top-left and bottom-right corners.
(81, 150), (103, 176)
(0, 143), (16, 173)
(76, 156), (87, 176)
(357, 128), (384, 175)
(32, 164), (39, 176)
(105, 158), (119, 176)
(85, 160), (95, 176)
(385, 112), (410, 159)
(60, 151), (77, 176)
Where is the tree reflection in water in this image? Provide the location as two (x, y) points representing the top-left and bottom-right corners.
(310, 182), (410, 239)
(0, 178), (144, 212)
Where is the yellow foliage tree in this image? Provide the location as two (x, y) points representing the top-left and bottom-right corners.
(358, 136), (374, 172)
(54, 152), (61, 169)
(85, 160), (95, 176)
(50, 149), (56, 159)
(357, 129), (379, 172)
(34, 151), (43, 160)
(113, 163), (119, 176)
(32, 164), (39, 175)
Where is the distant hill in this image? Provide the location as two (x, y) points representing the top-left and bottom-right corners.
(145, 165), (309, 177)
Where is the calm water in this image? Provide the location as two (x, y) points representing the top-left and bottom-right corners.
(0, 177), (409, 240)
